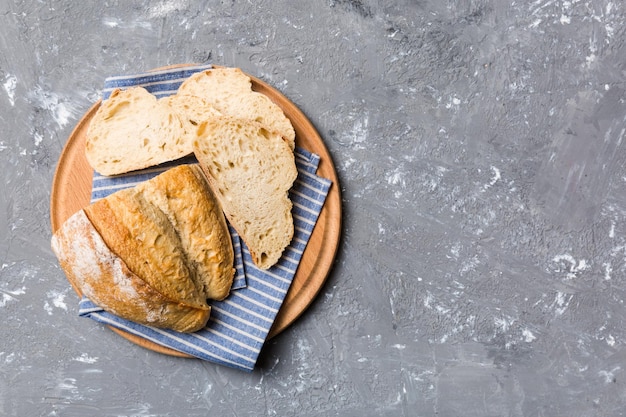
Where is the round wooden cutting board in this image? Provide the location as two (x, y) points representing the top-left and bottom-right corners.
(49, 65), (342, 358)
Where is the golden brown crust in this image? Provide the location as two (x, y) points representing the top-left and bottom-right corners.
(51, 210), (210, 333)
(136, 165), (235, 300)
(53, 164), (238, 332)
(84, 188), (206, 309)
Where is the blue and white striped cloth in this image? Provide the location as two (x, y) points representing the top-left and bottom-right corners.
(78, 64), (332, 371)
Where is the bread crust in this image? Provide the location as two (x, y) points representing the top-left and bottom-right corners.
(51, 210), (211, 333)
(136, 165), (235, 300)
(52, 164), (238, 332)
(84, 189), (207, 309)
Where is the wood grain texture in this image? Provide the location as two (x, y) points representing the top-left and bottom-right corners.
(49, 65), (342, 357)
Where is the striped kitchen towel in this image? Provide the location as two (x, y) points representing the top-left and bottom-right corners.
(77, 64), (332, 371)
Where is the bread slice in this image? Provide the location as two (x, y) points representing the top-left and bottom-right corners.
(51, 210), (211, 333)
(177, 67), (296, 150)
(85, 87), (189, 176)
(135, 164), (235, 300)
(193, 117), (298, 269)
(84, 188), (208, 309)
(161, 93), (222, 145)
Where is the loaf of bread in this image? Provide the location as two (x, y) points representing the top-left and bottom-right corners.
(193, 117), (298, 269)
(51, 165), (235, 332)
(176, 67), (296, 150)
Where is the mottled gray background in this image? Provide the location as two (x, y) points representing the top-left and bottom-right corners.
(1, 0), (625, 416)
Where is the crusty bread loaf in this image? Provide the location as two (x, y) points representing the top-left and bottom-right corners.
(193, 117), (298, 269)
(177, 67), (296, 150)
(85, 87), (189, 176)
(51, 165), (235, 332)
(135, 165), (234, 300)
(84, 187), (207, 309)
(51, 210), (211, 333)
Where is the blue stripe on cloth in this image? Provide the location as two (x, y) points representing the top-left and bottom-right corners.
(105, 80), (188, 99)
(80, 64), (331, 371)
(102, 63), (212, 99)
(295, 148), (323, 174)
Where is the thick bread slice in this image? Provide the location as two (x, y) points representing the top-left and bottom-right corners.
(51, 210), (210, 333)
(136, 164), (235, 300)
(83, 188), (207, 310)
(193, 117), (298, 269)
(177, 68), (296, 150)
(85, 87), (188, 176)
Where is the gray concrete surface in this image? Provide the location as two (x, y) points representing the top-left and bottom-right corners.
(1, 0), (626, 415)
